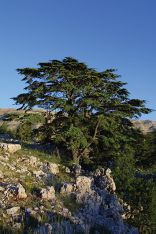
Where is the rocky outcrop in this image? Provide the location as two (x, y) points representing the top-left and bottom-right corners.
(16, 183), (27, 199)
(33, 170), (45, 178)
(43, 162), (59, 175)
(60, 183), (74, 195)
(0, 143), (21, 154)
(7, 206), (20, 215)
(0, 145), (138, 233)
(29, 156), (38, 166)
(76, 176), (92, 192)
(3, 183), (27, 200)
(71, 169), (138, 234)
(39, 186), (55, 200)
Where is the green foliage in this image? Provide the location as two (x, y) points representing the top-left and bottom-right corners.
(4, 112), (19, 121)
(33, 122), (54, 143)
(19, 147), (62, 165)
(16, 121), (33, 142)
(0, 123), (8, 134)
(13, 57), (151, 163)
(114, 152), (136, 196)
(0, 123), (16, 139)
(65, 126), (88, 150)
(139, 130), (156, 168)
(127, 179), (155, 230)
(20, 112), (45, 124)
(150, 185), (156, 225)
(114, 159), (155, 229)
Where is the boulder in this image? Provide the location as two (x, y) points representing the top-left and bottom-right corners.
(29, 156), (37, 166)
(16, 183), (27, 199)
(33, 170), (45, 178)
(76, 176), (92, 192)
(105, 168), (116, 192)
(6, 206), (20, 215)
(4, 183), (27, 200)
(94, 168), (116, 193)
(39, 186), (55, 200)
(62, 166), (71, 173)
(0, 143), (21, 154)
(43, 162), (59, 175)
(60, 183), (74, 195)
(59, 207), (71, 218)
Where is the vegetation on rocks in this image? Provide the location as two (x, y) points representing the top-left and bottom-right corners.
(0, 57), (155, 233)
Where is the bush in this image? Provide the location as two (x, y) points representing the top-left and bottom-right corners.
(16, 121), (33, 142)
(0, 123), (9, 134)
(20, 113), (45, 124)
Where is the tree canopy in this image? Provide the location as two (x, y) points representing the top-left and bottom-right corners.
(13, 57), (151, 163)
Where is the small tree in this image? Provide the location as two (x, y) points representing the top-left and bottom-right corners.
(13, 57), (151, 163)
(16, 121), (33, 142)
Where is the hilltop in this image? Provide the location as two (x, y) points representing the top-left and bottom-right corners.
(0, 108), (156, 134)
(0, 108), (44, 116)
(133, 120), (156, 133)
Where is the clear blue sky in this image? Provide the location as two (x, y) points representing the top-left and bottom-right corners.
(0, 0), (156, 119)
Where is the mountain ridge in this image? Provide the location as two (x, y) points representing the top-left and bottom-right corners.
(0, 108), (156, 133)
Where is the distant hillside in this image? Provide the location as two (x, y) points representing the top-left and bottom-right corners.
(0, 108), (45, 130)
(0, 108), (44, 115)
(0, 108), (156, 134)
(133, 120), (156, 133)
(0, 108), (19, 115)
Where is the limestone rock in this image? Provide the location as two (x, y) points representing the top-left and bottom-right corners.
(105, 168), (116, 192)
(33, 170), (45, 178)
(39, 186), (55, 200)
(59, 207), (72, 218)
(16, 183), (27, 199)
(29, 156), (38, 166)
(76, 176), (92, 192)
(4, 183), (27, 200)
(13, 223), (22, 230)
(62, 166), (71, 173)
(74, 179), (137, 234)
(43, 162), (59, 175)
(94, 168), (116, 193)
(60, 183), (74, 195)
(7, 206), (20, 215)
(0, 143), (21, 154)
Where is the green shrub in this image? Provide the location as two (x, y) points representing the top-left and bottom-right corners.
(16, 121), (33, 142)
(20, 113), (45, 124)
(0, 123), (9, 134)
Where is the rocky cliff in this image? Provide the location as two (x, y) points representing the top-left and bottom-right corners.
(0, 143), (138, 234)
